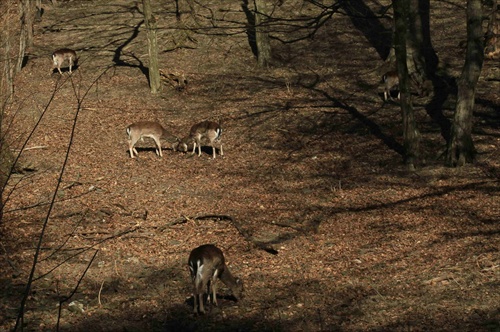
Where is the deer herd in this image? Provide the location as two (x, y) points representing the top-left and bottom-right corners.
(50, 46), (432, 315)
(52, 48), (234, 314)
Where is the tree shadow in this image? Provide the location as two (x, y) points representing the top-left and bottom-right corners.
(424, 79), (454, 141)
(111, 20), (150, 83)
(340, 0), (393, 60)
(341, 0), (453, 142)
(312, 85), (405, 157)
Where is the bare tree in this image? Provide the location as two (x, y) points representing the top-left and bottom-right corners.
(1, 1), (15, 223)
(393, 0), (420, 170)
(446, 0), (484, 166)
(0, 115), (12, 223)
(406, 0), (426, 90)
(1, 2), (14, 98)
(383, 0), (434, 96)
(254, 0), (271, 68)
(17, 0), (35, 72)
(142, 0), (161, 94)
(485, 0), (499, 59)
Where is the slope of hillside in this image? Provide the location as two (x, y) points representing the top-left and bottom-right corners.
(1, 0), (499, 331)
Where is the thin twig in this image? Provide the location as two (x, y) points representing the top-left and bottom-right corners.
(12, 145), (48, 152)
(56, 250), (99, 331)
(98, 279), (105, 306)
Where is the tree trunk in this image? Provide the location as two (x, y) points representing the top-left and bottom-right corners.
(394, 0), (420, 170)
(17, 0), (35, 72)
(0, 134), (14, 225)
(446, 0), (483, 166)
(2, 28), (14, 100)
(142, 0), (161, 94)
(407, 0), (427, 85)
(485, 0), (498, 59)
(0, 19), (14, 223)
(254, 0), (271, 68)
(385, 0), (435, 97)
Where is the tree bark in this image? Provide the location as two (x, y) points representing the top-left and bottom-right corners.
(385, 0), (435, 97)
(394, 0), (420, 170)
(485, 0), (498, 59)
(446, 0), (483, 166)
(407, 0), (427, 84)
(17, 0), (35, 72)
(0, 24), (14, 222)
(2, 28), (14, 100)
(254, 0), (271, 68)
(142, 0), (161, 94)
(0, 135), (14, 224)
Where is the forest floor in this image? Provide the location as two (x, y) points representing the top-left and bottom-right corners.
(1, 0), (499, 331)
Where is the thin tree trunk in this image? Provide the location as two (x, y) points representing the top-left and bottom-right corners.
(17, 30), (26, 73)
(386, 0), (435, 96)
(17, 0), (34, 72)
(0, 5), (14, 224)
(0, 130), (14, 225)
(407, 0), (426, 84)
(3, 29), (14, 99)
(485, 0), (498, 58)
(25, 0), (34, 46)
(254, 0), (271, 68)
(446, 0), (483, 166)
(142, 0), (161, 94)
(394, 0), (420, 170)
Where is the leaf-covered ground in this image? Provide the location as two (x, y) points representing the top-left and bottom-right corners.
(1, 0), (499, 331)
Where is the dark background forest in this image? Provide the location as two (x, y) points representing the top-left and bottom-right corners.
(0, 0), (499, 331)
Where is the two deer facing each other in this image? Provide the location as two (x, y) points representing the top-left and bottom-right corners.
(126, 120), (223, 159)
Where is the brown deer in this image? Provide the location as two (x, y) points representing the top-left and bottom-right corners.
(188, 244), (243, 314)
(126, 121), (179, 158)
(382, 70), (400, 101)
(52, 48), (77, 74)
(159, 69), (188, 91)
(383, 70), (432, 101)
(174, 121), (223, 159)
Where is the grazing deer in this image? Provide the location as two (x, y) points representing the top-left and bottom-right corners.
(188, 244), (243, 314)
(383, 70), (433, 101)
(159, 69), (188, 91)
(52, 48), (77, 74)
(382, 70), (400, 101)
(126, 121), (179, 158)
(174, 121), (223, 159)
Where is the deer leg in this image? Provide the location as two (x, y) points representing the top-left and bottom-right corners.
(153, 137), (163, 157)
(128, 141), (136, 158)
(197, 139), (202, 156)
(211, 278), (218, 306)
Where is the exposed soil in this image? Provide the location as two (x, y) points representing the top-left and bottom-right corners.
(1, 1), (499, 331)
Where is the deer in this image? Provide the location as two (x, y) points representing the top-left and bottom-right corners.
(159, 69), (188, 91)
(383, 70), (432, 101)
(188, 244), (243, 315)
(126, 121), (179, 158)
(174, 120), (223, 159)
(52, 48), (78, 74)
(382, 70), (400, 101)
